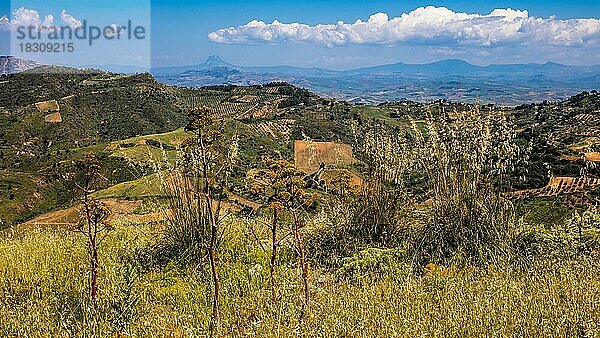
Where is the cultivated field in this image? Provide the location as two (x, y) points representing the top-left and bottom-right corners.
(43, 112), (62, 123)
(294, 140), (355, 173)
(35, 99), (59, 113)
(510, 176), (600, 199)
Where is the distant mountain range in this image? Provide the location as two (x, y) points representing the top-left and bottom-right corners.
(154, 55), (600, 80)
(3, 55), (600, 105)
(151, 56), (600, 105)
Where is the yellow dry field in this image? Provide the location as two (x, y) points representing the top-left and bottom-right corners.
(22, 195), (248, 231)
(294, 140), (355, 173)
(21, 199), (147, 228)
(560, 154), (580, 161)
(585, 152), (600, 162)
(35, 100), (59, 113)
(559, 153), (600, 162)
(43, 112), (62, 123)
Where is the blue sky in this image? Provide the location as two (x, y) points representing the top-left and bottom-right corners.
(2, 0), (600, 68)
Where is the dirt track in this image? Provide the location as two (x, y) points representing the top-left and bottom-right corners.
(21, 199), (159, 229)
(21, 194), (256, 231)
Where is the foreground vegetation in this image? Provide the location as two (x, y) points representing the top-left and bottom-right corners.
(2, 106), (600, 337)
(2, 218), (600, 337)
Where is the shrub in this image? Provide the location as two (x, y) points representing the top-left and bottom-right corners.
(334, 248), (409, 282)
(70, 155), (112, 305)
(540, 208), (600, 258)
(305, 123), (413, 268)
(306, 182), (409, 269)
(248, 158), (313, 306)
(409, 106), (525, 267)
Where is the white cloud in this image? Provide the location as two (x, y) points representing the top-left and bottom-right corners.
(104, 24), (124, 38)
(60, 10), (82, 29)
(10, 7), (44, 29)
(1, 7), (83, 31)
(43, 15), (55, 28)
(488, 9), (529, 21)
(208, 6), (600, 48)
(428, 47), (465, 56)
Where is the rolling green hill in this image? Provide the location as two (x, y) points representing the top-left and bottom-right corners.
(0, 68), (598, 228)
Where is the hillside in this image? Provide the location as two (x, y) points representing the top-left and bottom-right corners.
(0, 72), (353, 227)
(0, 56), (41, 75)
(0, 71), (185, 226)
(0, 68), (599, 228)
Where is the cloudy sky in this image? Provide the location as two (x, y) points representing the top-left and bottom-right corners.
(1, 0), (600, 68)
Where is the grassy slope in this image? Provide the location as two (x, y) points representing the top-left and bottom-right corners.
(0, 72), (188, 228)
(1, 71), (598, 229)
(1, 219), (599, 337)
(91, 173), (163, 200)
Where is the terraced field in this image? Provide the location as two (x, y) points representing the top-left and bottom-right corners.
(177, 87), (288, 119)
(509, 176), (600, 199)
(246, 119), (295, 140)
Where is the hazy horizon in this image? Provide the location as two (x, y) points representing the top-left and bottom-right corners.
(5, 54), (600, 72)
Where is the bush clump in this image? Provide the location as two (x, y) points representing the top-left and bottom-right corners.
(408, 108), (525, 267)
(334, 248), (409, 282)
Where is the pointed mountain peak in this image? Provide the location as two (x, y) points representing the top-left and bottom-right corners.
(205, 55), (228, 66)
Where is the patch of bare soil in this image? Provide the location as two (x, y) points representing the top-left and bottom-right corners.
(44, 112), (62, 123)
(294, 140), (355, 173)
(35, 100), (60, 113)
(21, 199), (144, 229)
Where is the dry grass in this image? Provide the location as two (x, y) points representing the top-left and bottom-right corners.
(44, 112), (63, 123)
(35, 99), (60, 113)
(1, 219), (600, 337)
